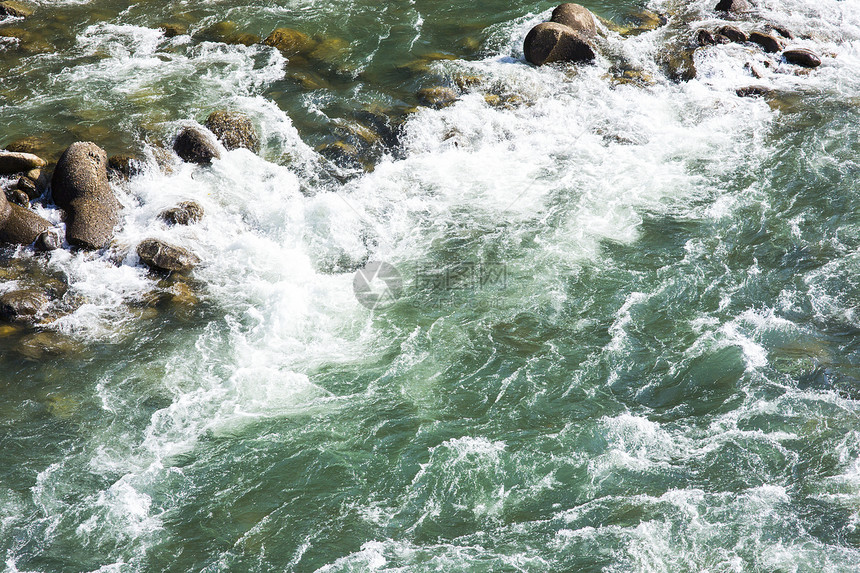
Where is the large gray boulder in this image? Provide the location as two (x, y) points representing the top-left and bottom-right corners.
(51, 142), (121, 250)
(137, 239), (200, 273)
(550, 3), (597, 37)
(0, 150), (46, 175)
(204, 111), (260, 152)
(173, 125), (222, 164)
(524, 22), (595, 66)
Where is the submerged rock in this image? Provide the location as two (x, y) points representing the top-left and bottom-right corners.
(736, 85), (772, 98)
(715, 0), (749, 13)
(0, 290), (48, 324)
(0, 1), (32, 18)
(137, 239), (200, 273)
(160, 201), (204, 226)
(417, 87), (458, 109)
(524, 22), (595, 66)
(783, 48), (821, 68)
(550, 3), (597, 37)
(262, 28), (315, 57)
(0, 150), (46, 175)
(107, 154), (141, 180)
(173, 126), (222, 165)
(204, 111), (260, 152)
(749, 31), (782, 53)
(51, 142), (121, 250)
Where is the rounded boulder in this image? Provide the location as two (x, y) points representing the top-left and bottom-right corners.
(550, 3), (597, 37)
(524, 22), (595, 66)
(205, 111), (260, 152)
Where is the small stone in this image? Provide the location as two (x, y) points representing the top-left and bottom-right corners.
(771, 26), (794, 40)
(719, 26), (748, 43)
(160, 201), (204, 226)
(736, 85), (772, 98)
(137, 239), (200, 273)
(749, 32), (782, 53)
(697, 29), (717, 46)
(0, 150), (46, 175)
(783, 48), (821, 68)
(715, 0), (749, 13)
(5, 188), (29, 207)
(16, 176), (38, 199)
(34, 229), (62, 251)
(416, 87), (458, 109)
(523, 21), (595, 66)
(173, 126), (222, 165)
(550, 3), (597, 37)
(0, 290), (49, 324)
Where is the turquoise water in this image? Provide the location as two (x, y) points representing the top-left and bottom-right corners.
(2, 0), (860, 571)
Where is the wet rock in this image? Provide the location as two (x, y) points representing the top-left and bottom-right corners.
(719, 26), (748, 43)
(137, 239), (200, 273)
(0, 290), (48, 324)
(34, 229), (62, 252)
(697, 29), (717, 46)
(318, 141), (363, 170)
(746, 61), (766, 79)
(197, 21), (257, 46)
(160, 201), (204, 226)
(204, 111), (260, 152)
(173, 126), (222, 165)
(550, 3), (597, 37)
(715, 0), (749, 13)
(749, 31), (782, 53)
(416, 87), (458, 109)
(783, 48), (821, 68)
(5, 188), (29, 207)
(523, 22), (595, 66)
(4, 137), (42, 154)
(159, 23), (186, 38)
(0, 1), (32, 18)
(16, 332), (84, 360)
(0, 151), (46, 175)
(16, 176), (38, 199)
(25, 168), (48, 194)
(107, 154), (141, 180)
(0, 203), (51, 245)
(262, 28), (315, 57)
(771, 26), (794, 40)
(736, 85), (772, 98)
(51, 142), (121, 250)
(664, 48), (696, 82)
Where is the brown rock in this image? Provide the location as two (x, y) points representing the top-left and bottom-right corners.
(204, 111), (260, 152)
(719, 26), (748, 43)
(715, 0), (749, 13)
(5, 188), (29, 207)
(137, 239), (200, 273)
(749, 32), (782, 53)
(0, 203), (51, 245)
(0, 290), (48, 324)
(697, 29), (717, 46)
(783, 48), (821, 68)
(0, 1), (32, 18)
(550, 3), (597, 37)
(34, 229), (62, 252)
(262, 28), (315, 57)
(16, 176), (38, 199)
(173, 126), (221, 165)
(64, 199), (119, 250)
(736, 85), (772, 98)
(417, 87), (458, 109)
(0, 150), (46, 175)
(160, 201), (204, 226)
(523, 22), (595, 66)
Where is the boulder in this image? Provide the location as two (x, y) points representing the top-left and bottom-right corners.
(523, 22), (595, 66)
(0, 203), (51, 245)
(783, 48), (821, 68)
(0, 150), (46, 175)
(719, 26), (748, 43)
(0, 1), (32, 18)
(137, 239), (200, 273)
(749, 31), (782, 53)
(51, 142), (121, 249)
(262, 28), (315, 57)
(416, 87), (458, 109)
(0, 290), (48, 324)
(160, 201), (204, 226)
(715, 0), (749, 13)
(550, 3), (597, 37)
(204, 111), (260, 152)
(173, 126), (222, 165)
(697, 29), (717, 46)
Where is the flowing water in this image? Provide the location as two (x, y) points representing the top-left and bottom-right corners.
(2, 0), (860, 571)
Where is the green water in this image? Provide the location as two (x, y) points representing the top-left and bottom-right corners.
(2, 0), (860, 571)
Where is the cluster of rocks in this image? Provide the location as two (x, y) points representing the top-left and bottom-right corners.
(523, 3), (597, 66)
